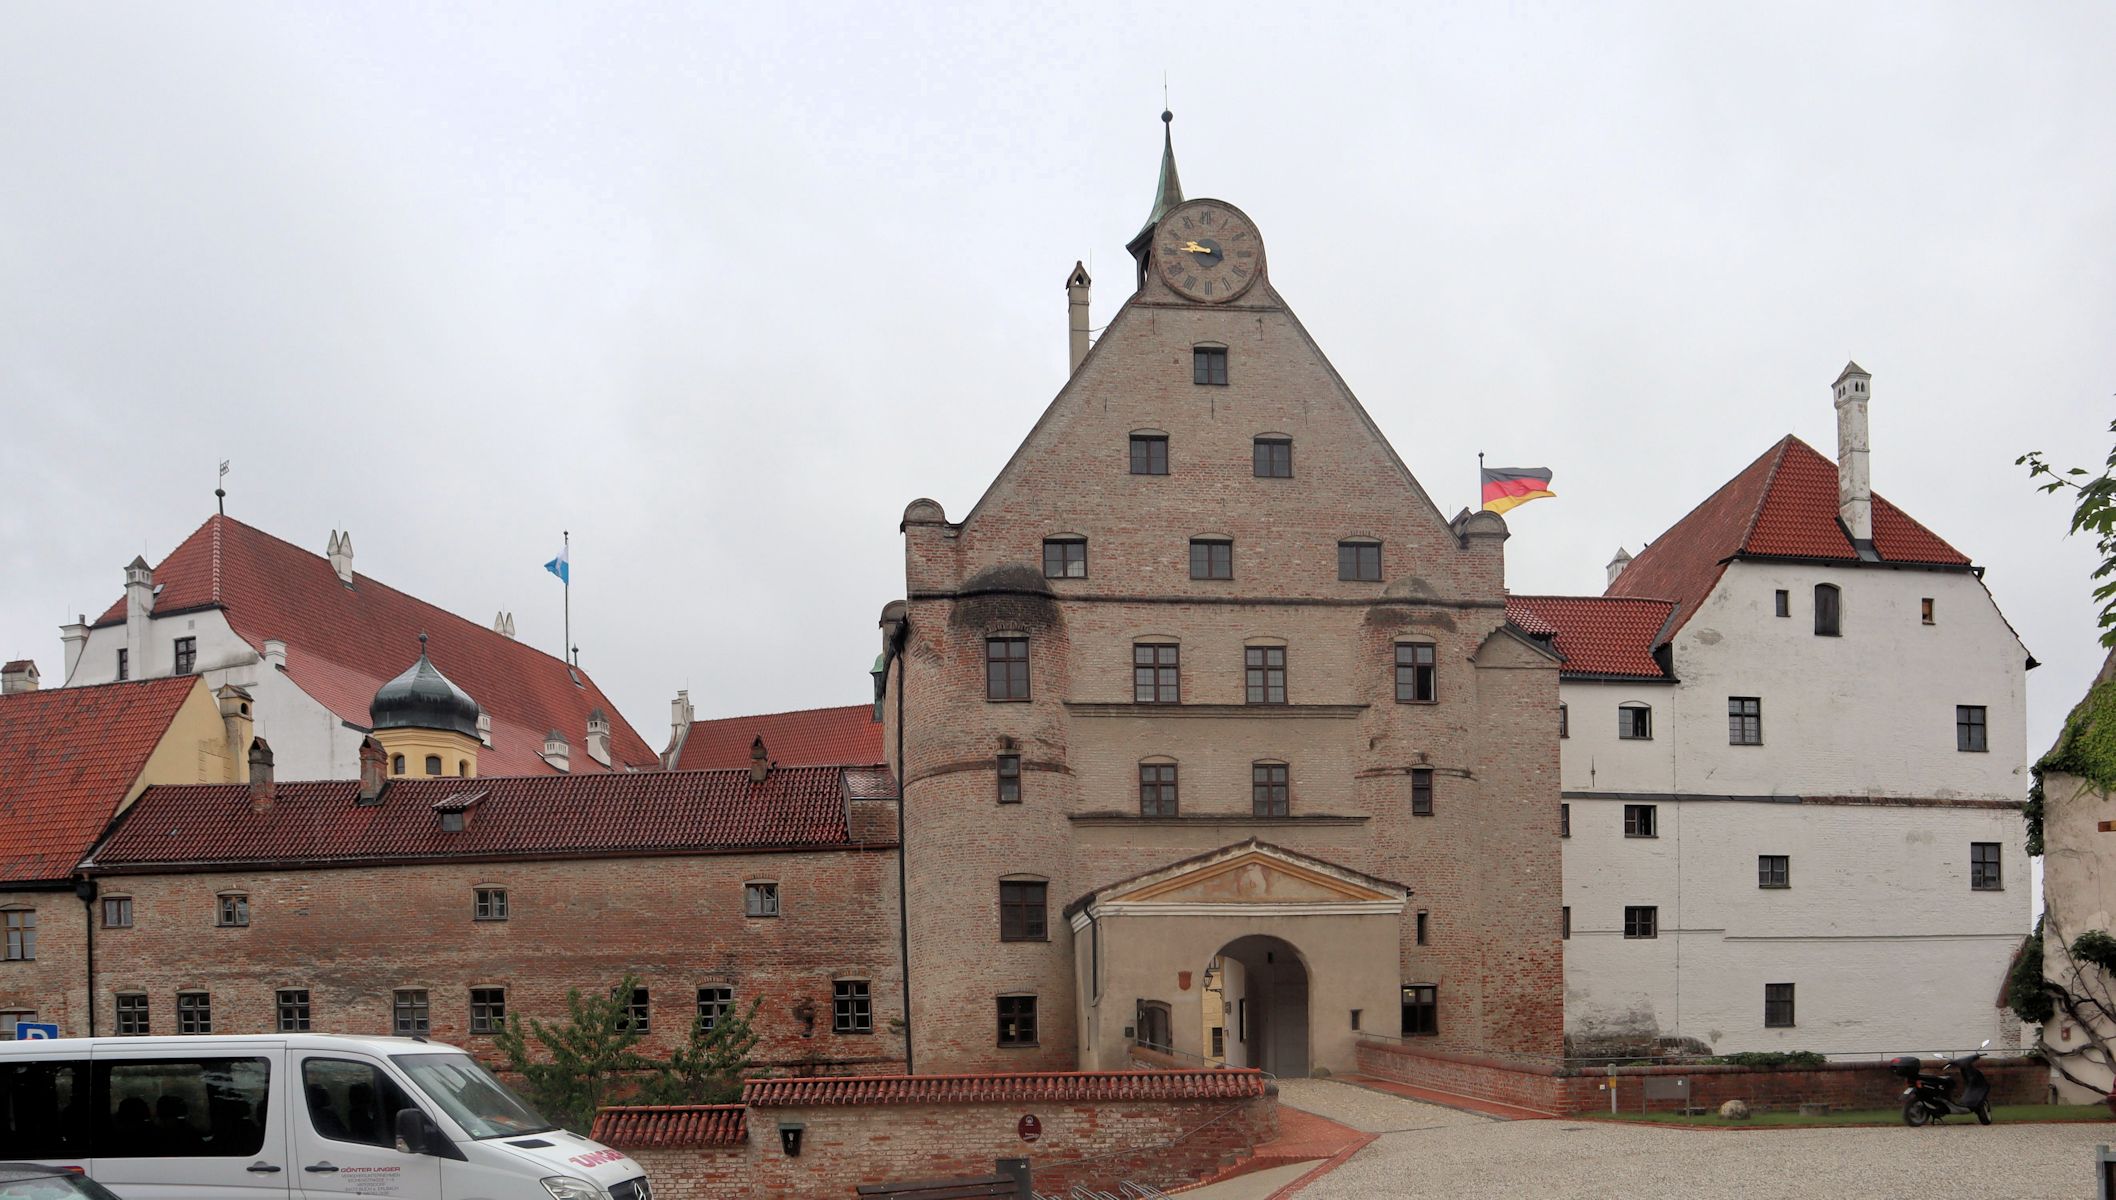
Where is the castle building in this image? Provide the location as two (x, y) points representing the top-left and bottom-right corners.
(875, 116), (1564, 1077)
(1514, 365), (2032, 1056)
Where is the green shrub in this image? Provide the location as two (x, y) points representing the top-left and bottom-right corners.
(1705, 1051), (1827, 1069)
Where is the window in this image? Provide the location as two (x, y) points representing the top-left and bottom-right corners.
(475, 888), (508, 920)
(1774, 589), (1790, 618)
(1971, 842), (2002, 891)
(302, 1057), (415, 1150)
(615, 987), (650, 1033)
(1759, 855), (1790, 888)
(3, 910), (34, 960)
(1042, 538), (1087, 579)
(1411, 768), (1434, 816)
(1252, 762), (1290, 817)
(115, 648), (128, 680)
(392, 754), (406, 774)
(697, 986), (733, 1032)
(996, 754), (1022, 804)
(177, 991), (213, 1034)
(1189, 539), (1232, 580)
(1338, 540), (1382, 582)
(1130, 434), (1169, 476)
(97, 1056), (268, 1158)
(1193, 345), (1228, 386)
(1400, 985), (1437, 1037)
(173, 636), (196, 675)
(1957, 705), (1988, 753)
(1814, 584), (1841, 636)
(1562, 907), (1571, 940)
(277, 989), (311, 1032)
(115, 993), (148, 1035)
(424, 754), (443, 776)
(1139, 762), (1179, 817)
(1134, 643), (1180, 703)
(745, 881), (780, 918)
(1560, 803), (1570, 838)
(1619, 705), (1652, 740)
(1623, 906), (1658, 939)
(1728, 696), (1762, 745)
(1245, 646), (1287, 705)
(0, 1010), (35, 1041)
(1000, 881), (1048, 942)
(1559, 704), (1568, 738)
(1394, 643), (1436, 702)
(997, 995), (1038, 1046)
(833, 980), (872, 1034)
(985, 637), (1030, 701)
(1211, 1026), (1225, 1057)
(216, 893), (249, 927)
(1623, 804), (1657, 838)
(102, 896), (133, 928)
(1922, 597), (1935, 625)
(1415, 911), (1429, 945)
(1764, 983), (1796, 1028)
(439, 811), (466, 833)
(390, 989), (429, 1036)
(1253, 437), (1292, 478)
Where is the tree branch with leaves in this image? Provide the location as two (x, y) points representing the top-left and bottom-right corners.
(2019, 418), (2116, 650)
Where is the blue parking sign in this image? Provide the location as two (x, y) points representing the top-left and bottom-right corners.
(13, 1022), (58, 1040)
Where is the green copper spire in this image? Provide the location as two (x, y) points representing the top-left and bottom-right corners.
(1126, 110), (1185, 277)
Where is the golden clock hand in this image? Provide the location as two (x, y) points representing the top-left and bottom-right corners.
(1180, 240), (1213, 254)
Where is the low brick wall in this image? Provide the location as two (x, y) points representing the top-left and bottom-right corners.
(1356, 1038), (2048, 1115)
(596, 1069), (1278, 1198)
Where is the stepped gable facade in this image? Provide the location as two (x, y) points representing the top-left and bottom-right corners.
(59, 515), (658, 779)
(876, 117), (1564, 1076)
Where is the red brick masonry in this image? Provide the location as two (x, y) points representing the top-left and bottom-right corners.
(1355, 1039), (2048, 1115)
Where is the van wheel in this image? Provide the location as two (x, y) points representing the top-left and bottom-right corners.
(1976, 1103), (1992, 1125)
(1903, 1098), (1931, 1127)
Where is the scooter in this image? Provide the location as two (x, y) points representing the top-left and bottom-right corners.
(1892, 1039), (1994, 1126)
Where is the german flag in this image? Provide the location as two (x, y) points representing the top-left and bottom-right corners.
(1480, 466), (1556, 515)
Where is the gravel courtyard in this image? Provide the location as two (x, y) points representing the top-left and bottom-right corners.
(1275, 1079), (2116, 1200)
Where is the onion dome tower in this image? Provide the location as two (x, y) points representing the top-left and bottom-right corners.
(370, 633), (482, 778)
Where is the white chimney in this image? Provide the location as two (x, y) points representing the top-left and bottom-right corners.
(1832, 361), (1873, 544)
(492, 612), (516, 640)
(327, 531), (355, 585)
(124, 556), (154, 678)
(586, 708), (612, 767)
(2, 660), (40, 694)
(663, 689), (695, 768)
(60, 615), (88, 680)
(541, 730), (571, 773)
(476, 712), (492, 747)
(1605, 547), (1632, 588)
(262, 639), (288, 671)
(1066, 262), (1092, 375)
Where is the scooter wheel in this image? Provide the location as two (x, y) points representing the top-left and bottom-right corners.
(1903, 1098), (1931, 1127)
(1976, 1103), (1992, 1125)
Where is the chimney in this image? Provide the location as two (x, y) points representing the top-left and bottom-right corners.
(541, 730), (571, 773)
(1833, 361), (1873, 545)
(356, 736), (388, 804)
(1066, 262), (1092, 375)
(247, 737), (276, 813)
(327, 530), (354, 586)
(586, 707), (612, 767)
(1, 660), (39, 694)
(124, 557), (154, 677)
(60, 615), (88, 680)
(262, 639), (288, 671)
(1605, 547), (1632, 588)
(476, 712), (492, 747)
(748, 735), (769, 785)
(216, 685), (254, 779)
(492, 612), (515, 639)
(664, 689), (695, 767)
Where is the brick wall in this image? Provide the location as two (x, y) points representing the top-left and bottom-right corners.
(0, 887), (86, 1037)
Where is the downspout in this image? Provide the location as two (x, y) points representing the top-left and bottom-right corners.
(74, 877), (97, 1036)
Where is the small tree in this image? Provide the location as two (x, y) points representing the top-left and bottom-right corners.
(493, 974), (657, 1133)
(639, 997), (764, 1106)
(2019, 418), (2116, 650)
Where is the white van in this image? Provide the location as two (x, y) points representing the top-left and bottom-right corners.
(0, 1033), (650, 1199)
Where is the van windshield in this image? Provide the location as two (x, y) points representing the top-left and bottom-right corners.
(389, 1053), (556, 1140)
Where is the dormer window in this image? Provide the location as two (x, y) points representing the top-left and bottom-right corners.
(440, 812), (465, 832)
(1193, 345), (1229, 386)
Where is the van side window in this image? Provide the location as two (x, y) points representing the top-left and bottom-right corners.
(0, 1059), (87, 1159)
(302, 1058), (418, 1149)
(94, 1057), (270, 1158)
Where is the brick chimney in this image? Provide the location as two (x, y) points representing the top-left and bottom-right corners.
(216, 685), (254, 780)
(586, 708), (612, 767)
(124, 556), (154, 677)
(327, 530), (355, 586)
(1833, 361), (1873, 545)
(357, 736), (388, 804)
(1066, 261), (1092, 375)
(541, 730), (571, 773)
(1, 660), (39, 694)
(749, 736), (770, 785)
(247, 737), (276, 813)
(1606, 547), (1632, 588)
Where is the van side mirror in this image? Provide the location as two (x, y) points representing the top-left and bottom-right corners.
(395, 1108), (434, 1155)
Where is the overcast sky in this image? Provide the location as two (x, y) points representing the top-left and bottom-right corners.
(3, 3), (2111, 766)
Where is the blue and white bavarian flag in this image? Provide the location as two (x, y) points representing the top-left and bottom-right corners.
(544, 545), (570, 585)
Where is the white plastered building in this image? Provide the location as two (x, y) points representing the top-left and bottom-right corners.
(1512, 363), (2033, 1058)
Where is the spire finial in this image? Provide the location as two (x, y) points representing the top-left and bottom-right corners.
(418, 632), (429, 654)
(1126, 105), (1187, 271)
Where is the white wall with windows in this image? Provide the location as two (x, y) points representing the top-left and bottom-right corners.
(1561, 560), (2033, 1056)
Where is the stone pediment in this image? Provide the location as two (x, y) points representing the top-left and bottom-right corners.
(1073, 841), (1406, 921)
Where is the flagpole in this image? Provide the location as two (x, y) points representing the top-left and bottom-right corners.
(1477, 451), (1485, 513)
(562, 530), (571, 667)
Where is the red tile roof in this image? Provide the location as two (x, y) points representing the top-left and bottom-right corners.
(1607, 436), (1971, 638)
(674, 704), (883, 770)
(741, 1069), (1267, 1108)
(1505, 597), (1676, 680)
(86, 765), (892, 871)
(590, 1105), (746, 1149)
(91, 517), (657, 775)
(0, 677), (200, 884)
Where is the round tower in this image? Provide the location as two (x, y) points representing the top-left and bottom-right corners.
(370, 633), (482, 778)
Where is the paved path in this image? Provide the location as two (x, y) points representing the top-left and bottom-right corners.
(1276, 1080), (2116, 1200)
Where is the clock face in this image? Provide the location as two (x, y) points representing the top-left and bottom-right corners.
(1155, 200), (1264, 303)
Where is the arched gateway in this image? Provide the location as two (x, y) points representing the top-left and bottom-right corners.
(1065, 841), (1406, 1075)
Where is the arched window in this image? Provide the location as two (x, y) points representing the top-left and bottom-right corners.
(1136, 1000), (1173, 1052)
(1139, 759), (1178, 816)
(424, 754), (443, 776)
(391, 754), (406, 775)
(1814, 584), (1841, 637)
(458, 760), (469, 777)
